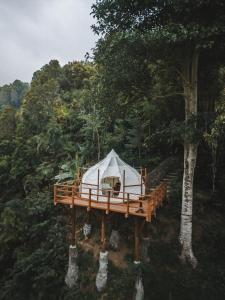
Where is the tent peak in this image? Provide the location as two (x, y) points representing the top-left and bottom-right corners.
(107, 149), (119, 158)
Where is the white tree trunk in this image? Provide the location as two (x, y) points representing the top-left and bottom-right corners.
(96, 251), (108, 292)
(141, 236), (150, 263)
(180, 143), (198, 268)
(179, 49), (199, 268)
(83, 223), (92, 239)
(109, 229), (120, 250)
(133, 272), (144, 300)
(65, 245), (79, 288)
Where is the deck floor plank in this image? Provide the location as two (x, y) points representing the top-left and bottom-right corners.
(55, 195), (150, 219)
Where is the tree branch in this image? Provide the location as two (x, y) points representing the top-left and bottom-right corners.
(155, 92), (184, 99)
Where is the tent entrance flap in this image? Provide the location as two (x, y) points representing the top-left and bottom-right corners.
(101, 176), (121, 196)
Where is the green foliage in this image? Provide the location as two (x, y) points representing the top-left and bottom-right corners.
(0, 80), (29, 109)
(0, 1), (225, 298)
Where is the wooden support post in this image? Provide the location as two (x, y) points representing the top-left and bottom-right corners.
(142, 221), (148, 238)
(71, 207), (76, 246)
(126, 193), (130, 218)
(54, 185), (57, 205)
(134, 217), (141, 263)
(146, 195), (152, 222)
(71, 186), (76, 246)
(101, 213), (107, 252)
(164, 181), (167, 201)
(153, 191), (157, 217)
(97, 169), (100, 202)
(87, 210), (91, 224)
(114, 214), (119, 230)
(136, 199), (144, 214)
(160, 184), (163, 206)
(123, 170), (125, 203)
(140, 168), (143, 195)
(72, 185), (75, 207)
(141, 221), (151, 263)
(106, 190), (110, 214)
(88, 188), (91, 211)
(163, 179), (169, 202)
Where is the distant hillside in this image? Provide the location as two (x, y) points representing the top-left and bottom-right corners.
(0, 80), (29, 109)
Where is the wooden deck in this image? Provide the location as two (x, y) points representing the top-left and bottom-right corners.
(54, 180), (168, 222)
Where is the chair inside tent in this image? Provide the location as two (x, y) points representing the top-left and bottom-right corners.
(80, 150), (145, 203)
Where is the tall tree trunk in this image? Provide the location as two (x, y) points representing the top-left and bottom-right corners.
(179, 48), (199, 268)
(211, 142), (217, 195)
(96, 128), (101, 161)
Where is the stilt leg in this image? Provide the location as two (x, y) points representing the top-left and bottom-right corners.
(96, 212), (108, 292)
(65, 206), (79, 288)
(133, 267), (144, 300)
(133, 218), (144, 300)
(100, 213), (107, 251)
(71, 206), (76, 246)
(83, 210), (92, 239)
(109, 214), (120, 250)
(109, 229), (120, 250)
(141, 222), (150, 263)
(134, 217), (141, 264)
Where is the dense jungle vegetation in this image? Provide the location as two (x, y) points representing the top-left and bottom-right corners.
(1, 1), (225, 299)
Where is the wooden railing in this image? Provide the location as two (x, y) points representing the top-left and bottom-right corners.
(54, 180), (167, 222)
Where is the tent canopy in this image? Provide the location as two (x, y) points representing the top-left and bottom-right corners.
(81, 150), (145, 202)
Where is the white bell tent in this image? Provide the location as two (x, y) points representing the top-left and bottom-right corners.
(80, 150), (145, 203)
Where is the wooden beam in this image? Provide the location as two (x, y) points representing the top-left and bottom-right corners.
(88, 188), (91, 211)
(87, 209), (91, 224)
(126, 193), (130, 218)
(71, 186), (76, 246)
(146, 195), (152, 222)
(71, 207), (76, 246)
(72, 185), (75, 207)
(106, 190), (110, 214)
(54, 185), (57, 205)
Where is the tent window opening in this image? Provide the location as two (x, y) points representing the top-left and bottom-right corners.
(101, 176), (121, 197)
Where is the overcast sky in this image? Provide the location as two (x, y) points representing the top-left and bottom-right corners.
(0, 0), (97, 85)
